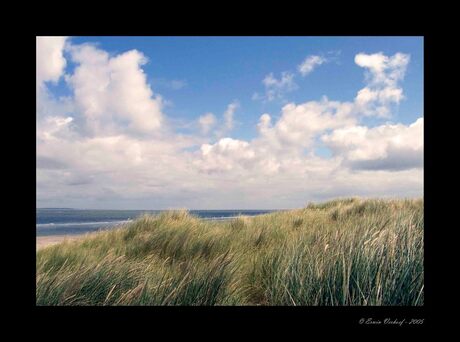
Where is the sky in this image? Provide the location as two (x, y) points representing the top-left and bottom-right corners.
(36, 36), (423, 209)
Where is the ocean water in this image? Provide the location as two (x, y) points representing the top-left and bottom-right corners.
(36, 208), (277, 237)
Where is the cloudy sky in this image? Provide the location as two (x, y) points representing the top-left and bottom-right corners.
(36, 36), (423, 209)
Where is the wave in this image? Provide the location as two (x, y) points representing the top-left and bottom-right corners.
(37, 213), (266, 228)
(36, 219), (133, 228)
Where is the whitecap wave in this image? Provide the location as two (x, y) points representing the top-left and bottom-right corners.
(36, 219), (133, 228)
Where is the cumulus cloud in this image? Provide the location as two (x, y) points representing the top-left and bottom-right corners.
(197, 138), (256, 173)
(322, 118), (423, 170)
(67, 44), (163, 136)
(36, 40), (198, 208)
(37, 116), (76, 146)
(36, 36), (73, 125)
(36, 36), (68, 86)
(298, 55), (326, 76)
(355, 52), (409, 86)
(257, 113), (272, 134)
(195, 51), (421, 190)
(354, 52), (410, 117)
(37, 44), (423, 209)
(256, 99), (356, 151)
(195, 98), (358, 175)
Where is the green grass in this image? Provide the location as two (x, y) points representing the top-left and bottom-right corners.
(36, 198), (424, 306)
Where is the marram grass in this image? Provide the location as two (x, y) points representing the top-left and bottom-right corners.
(36, 198), (423, 306)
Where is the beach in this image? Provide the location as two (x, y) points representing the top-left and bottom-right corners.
(36, 235), (86, 250)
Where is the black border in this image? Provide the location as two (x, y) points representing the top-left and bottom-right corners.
(25, 24), (440, 332)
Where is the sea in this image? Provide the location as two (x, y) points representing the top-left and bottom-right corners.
(36, 208), (278, 237)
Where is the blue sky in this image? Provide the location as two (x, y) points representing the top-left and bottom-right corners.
(37, 36), (423, 209)
(54, 36), (423, 141)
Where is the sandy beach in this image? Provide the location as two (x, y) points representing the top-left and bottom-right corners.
(36, 235), (86, 250)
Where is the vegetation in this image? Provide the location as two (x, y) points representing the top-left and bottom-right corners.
(36, 198), (423, 306)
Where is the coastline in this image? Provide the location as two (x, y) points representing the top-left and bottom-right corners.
(36, 234), (87, 250)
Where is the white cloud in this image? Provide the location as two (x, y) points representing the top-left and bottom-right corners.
(37, 116), (74, 142)
(197, 138), (256, 173)
(37, 44), (422, 209)
(196, 98), (358, 175)
(322, 118), (423, 170)
(67, 44), (163, 136)
(255, 98), (356, 152)
(354, 52), (410, 117)
(254, 54), (329, 102)
(36, 41), (196, 208)
(36, 37), (72, 123)
(355, 52), (410, 86)
(198, 112), (216, 134)
(36, 36), (68, 86)
(257, 113), (272, 134)
(254, 71), (297, 102)
(298, 55), (326, 76)
(195, 51), (421, 188)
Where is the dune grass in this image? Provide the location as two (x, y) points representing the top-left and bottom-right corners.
(36, 198), (423, 306)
